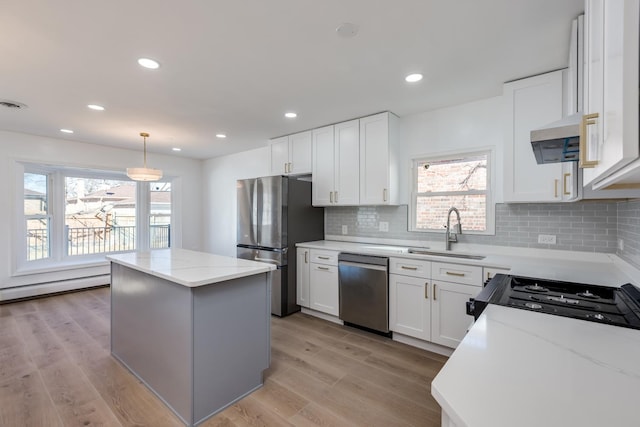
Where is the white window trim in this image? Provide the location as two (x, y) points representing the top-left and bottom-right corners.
(14, 161), (176, 276)
(409, 148), (495, 235)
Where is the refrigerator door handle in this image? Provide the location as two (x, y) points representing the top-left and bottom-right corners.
(255, 178), (262, 246)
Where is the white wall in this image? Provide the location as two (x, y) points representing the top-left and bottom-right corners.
(0, 130), (203, 294)
(397, 96), (505, 204)
(202, 147), (271, 257)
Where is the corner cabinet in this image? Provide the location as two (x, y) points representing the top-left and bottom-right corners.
(312, 121), (360, 206)
(312, 112), (399, 206)
(359, 112), (400, 205)
(503, 70), (578, 202)
(582, 0), (640, 189)
(270, 131), (312, 176)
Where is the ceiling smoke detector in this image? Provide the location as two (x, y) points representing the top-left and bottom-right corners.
(336, 23), (359, 38)
(0, 100), (27, 109)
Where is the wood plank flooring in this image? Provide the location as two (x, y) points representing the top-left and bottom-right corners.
(0, 287), (447, 426)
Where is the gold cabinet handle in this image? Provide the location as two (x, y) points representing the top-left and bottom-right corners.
(433, 283), (437, 300)
(446, 271), (465, 277)
(330, 191), (334, 203)
(563, 173), (571, 195)
(424, 282), (429, 299)
(304, 251), (308, 263)
(317, 266), (329, 271)
(318, 256), (330, 260)
(284, 163), (289, 173)
(579, 113), (599, 168)
(383, 188), (388, 202)
(401, 265), (418, 270)
(554, 179), (558, 198)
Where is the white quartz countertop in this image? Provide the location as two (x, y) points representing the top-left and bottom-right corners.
(431, 305), (640, 427)
(296, 240), (638, 286)
(107, 248), (276, 287)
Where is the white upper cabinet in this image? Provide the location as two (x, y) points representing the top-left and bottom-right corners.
(582, 0), (640, 189)
(503, 70), (577, 202)
(359, 112), (400, 205)
(270, 131), (312, 175)
(312, 125), (337, 206)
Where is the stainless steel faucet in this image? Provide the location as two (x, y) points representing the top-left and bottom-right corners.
(445, 207), (462, 251)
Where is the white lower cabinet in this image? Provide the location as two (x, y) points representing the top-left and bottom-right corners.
(296, 248), (310, 307)
(431, 281), (481, 348)
(389, 257), (482, 349)
(389, 273), (430, 340)
(308, 249), (339, 316)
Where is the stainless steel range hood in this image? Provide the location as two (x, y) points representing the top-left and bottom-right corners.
(530, 113), (581, 164)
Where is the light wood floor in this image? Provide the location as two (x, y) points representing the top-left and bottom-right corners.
(0, 287), (447, 426)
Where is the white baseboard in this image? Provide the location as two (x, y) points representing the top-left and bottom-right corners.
(0, 275), (110, 302)
(300, 307), (344, 325)
(392, 333), (454, 357)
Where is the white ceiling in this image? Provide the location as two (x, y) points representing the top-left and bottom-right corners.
(0, 0), (584, 160)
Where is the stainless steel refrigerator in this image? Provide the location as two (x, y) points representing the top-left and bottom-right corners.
(236, 175), (324, 316)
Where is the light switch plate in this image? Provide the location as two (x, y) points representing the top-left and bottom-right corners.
(342, 225), (348, 235)
(379, 221), (389, 232)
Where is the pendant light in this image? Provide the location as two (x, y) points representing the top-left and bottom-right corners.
(127, 132), (163, 181)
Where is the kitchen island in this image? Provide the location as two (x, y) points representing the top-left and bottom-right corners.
(107, 248), (275, 427)
(431, 304), (640, 427)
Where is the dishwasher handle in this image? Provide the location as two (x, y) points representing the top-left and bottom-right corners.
(338, 260), (388, 272)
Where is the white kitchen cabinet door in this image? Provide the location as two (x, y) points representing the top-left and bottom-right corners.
(431, 281), (481, 348)
(583, 0), (640, 188)
(359, 112), (399, 205)
(296, 248), (310, 307)
(312, 125), (335, 206)
(334, 119), (360, 205)
(270, 136), (289, 175)
(288, 131), (312, 175)
(270, 131), (312, 176)
(503, 71), (565, 202)
(309, 264), (339, 316)
(389, 274), (431, 341)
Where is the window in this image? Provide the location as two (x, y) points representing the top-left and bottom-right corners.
(410, 150), (493, 234)
(17, 163), (173, 271)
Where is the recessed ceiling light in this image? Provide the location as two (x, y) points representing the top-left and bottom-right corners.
(60, 129), (74, 134)
(405, 73), (423, 83)
(172, 147), (182, 152)
(284, 112), (297, 119)
(336, 23), (359, 38)
(87, 104), (105, 111)
(216, 133), (227, 139)
(138, 58), (160, 69)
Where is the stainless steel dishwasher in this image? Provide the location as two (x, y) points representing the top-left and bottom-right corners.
(338, 252), (390, 335)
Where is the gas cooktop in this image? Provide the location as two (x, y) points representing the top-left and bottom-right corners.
(467, 274), (640, 330)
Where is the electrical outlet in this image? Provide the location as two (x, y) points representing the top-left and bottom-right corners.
(538, 234), (556, 244)
(618, 239), (624, 251)
(379, 221), (389, 232)
(342, 225), (348, 235)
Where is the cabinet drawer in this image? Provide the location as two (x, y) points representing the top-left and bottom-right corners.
(389, 257), (431, 278)
(309, 249), (338, 266)
(432, 262), (482, 286)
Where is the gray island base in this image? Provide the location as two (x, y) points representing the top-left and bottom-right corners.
(108, 249), (274, 426)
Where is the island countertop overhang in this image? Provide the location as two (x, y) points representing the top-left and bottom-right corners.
(107, 248), (276, 288)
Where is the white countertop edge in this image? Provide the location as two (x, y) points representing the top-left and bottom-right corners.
(107, 249), (276, 287)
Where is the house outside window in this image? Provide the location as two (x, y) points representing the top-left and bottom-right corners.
(410, 150), (494, 234)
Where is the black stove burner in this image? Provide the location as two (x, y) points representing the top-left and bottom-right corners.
(577, 290), (600, 299)
(525, 284), (549, 292)
(466, 274), (640, 330)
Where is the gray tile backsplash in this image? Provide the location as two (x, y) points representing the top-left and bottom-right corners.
(326, 201), (620, 254)
(617, 199), (640, 268)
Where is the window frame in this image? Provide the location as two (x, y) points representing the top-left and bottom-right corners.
(14, 161), (174, 275)
(409, 148), (495, 235)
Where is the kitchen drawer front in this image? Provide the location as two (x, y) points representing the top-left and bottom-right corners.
(309, 249), (339, 266)
(389, 257), (431, 278)
(431, 262), (482, 286)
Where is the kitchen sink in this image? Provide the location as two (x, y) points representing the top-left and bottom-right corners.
(407, 248), (485, 260)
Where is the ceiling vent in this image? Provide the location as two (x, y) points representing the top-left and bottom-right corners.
(0, 100), (27, 109)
